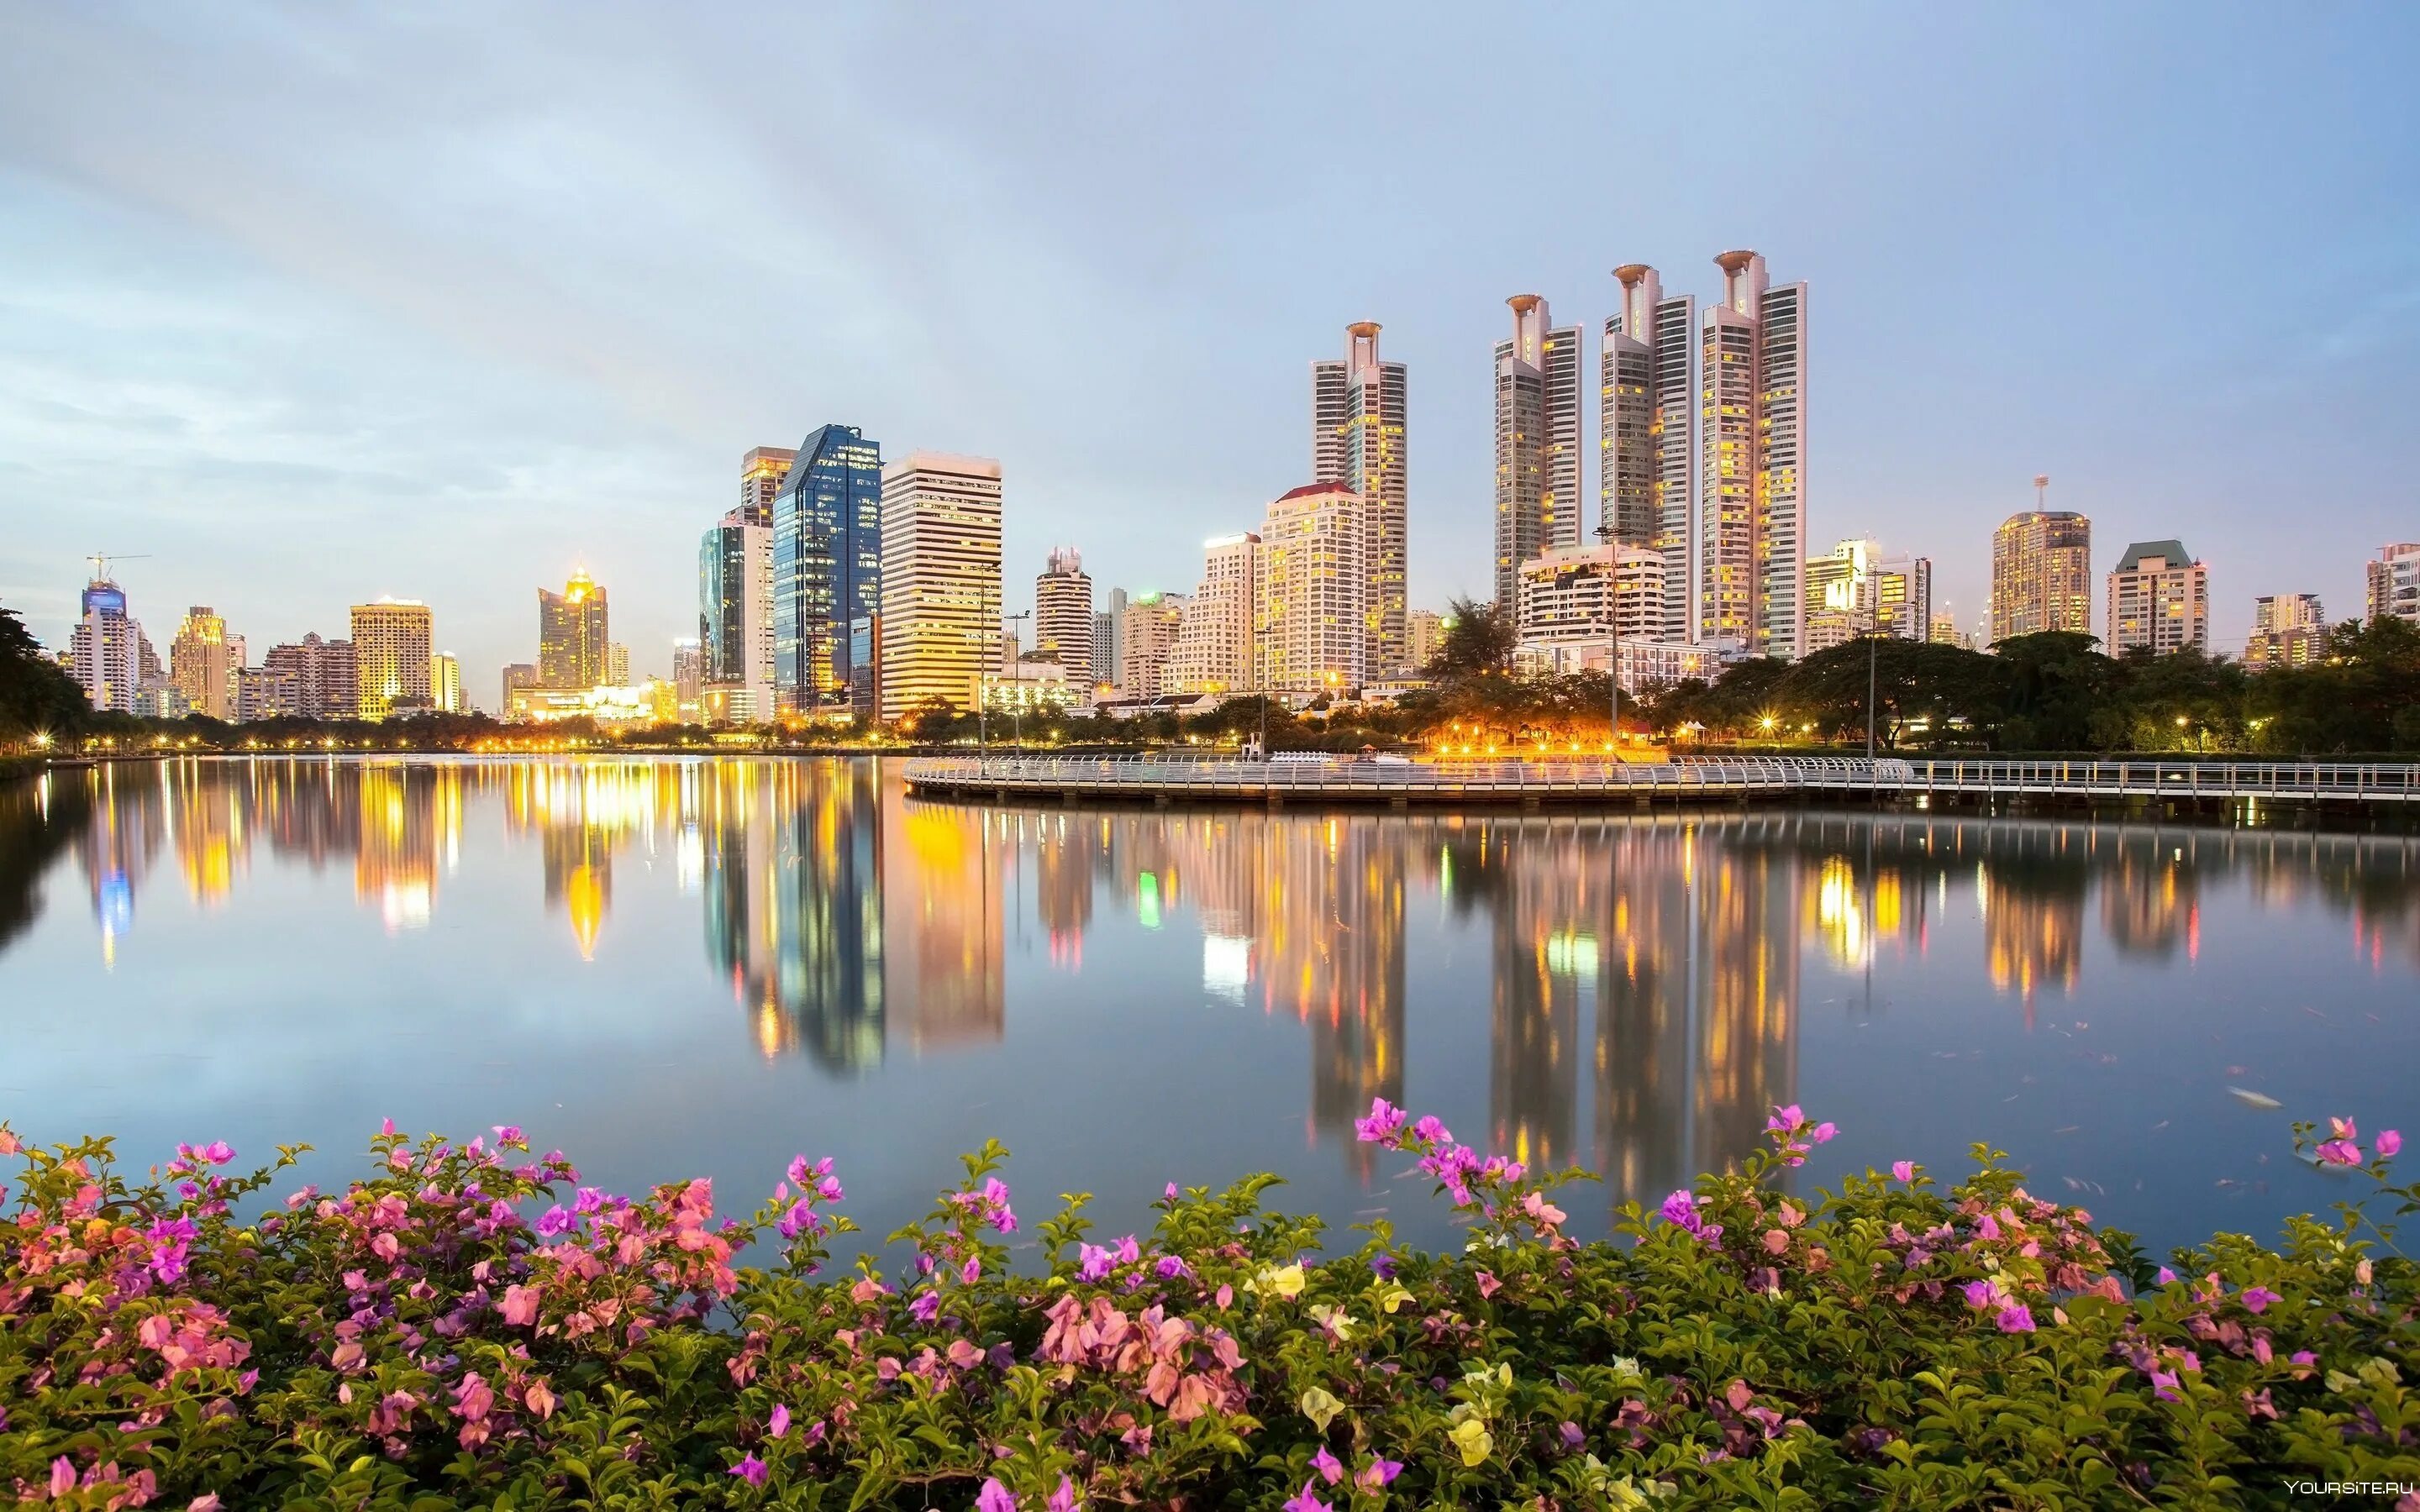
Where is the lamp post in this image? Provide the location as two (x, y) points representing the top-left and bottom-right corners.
(1002, 609), (1032, 748)
(1594, 520), (1620, 762)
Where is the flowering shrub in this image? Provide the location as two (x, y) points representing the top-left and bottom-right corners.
(3, 1107), (2418, 1507)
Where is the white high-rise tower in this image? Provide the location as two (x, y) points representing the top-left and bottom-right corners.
(1695, 251), (1807, 659)
(1603, 265), (1697, 639)
(1492, 296), (1584, 607)
(1312, 323), (1407, 675)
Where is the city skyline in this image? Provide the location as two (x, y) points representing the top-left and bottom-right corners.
(3, 7), (2416, 687)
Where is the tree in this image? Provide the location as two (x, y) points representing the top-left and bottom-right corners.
(1428, 596), (1516, 679)
(1991, 632), (2118, 751)
(0, 604), (86, 745)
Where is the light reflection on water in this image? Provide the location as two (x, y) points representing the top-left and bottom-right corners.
(1, 755), (2416, 1260)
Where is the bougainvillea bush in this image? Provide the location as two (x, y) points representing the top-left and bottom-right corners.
(3, 1107), (2417, 1509)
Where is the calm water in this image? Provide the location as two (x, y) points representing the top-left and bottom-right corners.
(3, 756), (2417, 1260)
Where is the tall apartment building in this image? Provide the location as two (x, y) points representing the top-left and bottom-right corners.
(234, 664), (297, 722)
(606, 643), (629, 688)
(430, 652), (462, 713)
(501, 663), (539, 717)
(1312, 323), (1408, 675)
(2369, 543), (2420, 627)
(1405, 608), (1445, 672)
(351, 600), (434, 717)
(1991, 509), (2093, 643)
(1697, 252), (1807, 659)
(1491, 297), (1583, 608)
(776, 424), (883, 715)
(2106, 540), (2208, 655)
(1515, 543), (1665, 642)
(538, 570), (608, 688)
(1118, 593), (1184, 699)
(263, 633), (355, 718)
(170, 606), (234, 720)
(70, 572), (150, 714)
(1258, 483), (1366, 693)
(876, 453), (1001, 722)
(1604, 265), (1697, 638)
(698, 508), (774, 721)
(2245, 593), (2327, 670)
(1165, 533), (1260, 694)
(1034, 548), (1095, 685)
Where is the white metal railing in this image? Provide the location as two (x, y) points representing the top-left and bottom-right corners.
(901, 754), (2420, 803)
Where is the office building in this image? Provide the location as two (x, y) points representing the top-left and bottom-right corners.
(501, 663), (539, 718)
(1605, 265), (1697, 638)
(351, 600), (434, 717)
(1492, 297), (1583, 607)
(1991, 504), (2092, 643)
(234, 664), (298, 722)
(2106, 540), (2208, 655)
(1118, 592), (1184, 698)
(1929, 612), (1960, 646)
(671, 638), (704, 716)
(698, 508), (774, 722)
(263, 633), (356, 719)
(775, 424), (883, 715)
(169, 606), (234, 720)
(1258, 483), (1366, 693)
(538, 570), (609, 689)
(1034, 548), (1095, 685)
(1803, 540), (1932, 652)
(877, 452), (1002, 722)
(2245, 593), (2328, 670)
(430, 653), (461, 713)
(606, 643), (629, 687)
(1697, 252), (1807, 659)
(1313, 323), (1409, 675)
(2369, 543), (2420, 627)
(1166, 533), (1260, 694)
(69, 571), (149, 714)
(1405, 608), (1445, 671)
(1516, 543), (1665, 642)
(740, 445), (796, 522)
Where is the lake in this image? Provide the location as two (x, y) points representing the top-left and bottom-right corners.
(3, 755), (2416, 1262)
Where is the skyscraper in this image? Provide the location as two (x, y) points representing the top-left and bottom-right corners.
(430, 652), (462, 713)
(2368, 543), (2420, 627)
(170, 606), (234, 720)
(1259, 483), (1367, 692)
(1405, 608), (1445, 671)
(2246, 593), (2327, 669)
(698, 509), (774, 721)
(671, 638), (704, 716)
(877, 452), (1002, 722)
(1166, 533), (1260, 694)
(606, 643), (630, 687)
(1033, 548), (1095, 685)
(69, 570), (148, 714)
(264, 633), (355, 719)
(1697, 252), (1807, 659)
(350, 600), (434, 717)
(538, 570), (609, 688)
(1313, 323), (1408, 675)
(774, 425), (883, 716)
(1118, 593), (1184, 699)
(1991, 501), (2092, 644)
(1492, 296), (1583, 606)
(1093, 586), (1128, 690)
(2106, 541), (2208, 655)
(740, 445), (796, 522)
(1604, 265), (1697, 640)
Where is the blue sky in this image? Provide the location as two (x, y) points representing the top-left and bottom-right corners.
(3, 3), (2415, 699)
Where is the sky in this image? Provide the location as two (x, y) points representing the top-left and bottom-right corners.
(3, 3), (2416, 702)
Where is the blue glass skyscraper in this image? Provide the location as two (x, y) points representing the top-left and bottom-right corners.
(773, 424), (882, 715)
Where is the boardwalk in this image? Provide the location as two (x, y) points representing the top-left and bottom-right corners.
(902, 754), (2420, 810)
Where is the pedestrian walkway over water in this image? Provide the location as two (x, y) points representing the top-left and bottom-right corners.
(902, 755), (2420, 810)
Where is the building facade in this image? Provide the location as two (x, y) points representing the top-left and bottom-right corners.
(169, 606), (234, 720)
(69, 574), (148, 714)
(234, 664), (298, 722)
(262, 633), (355, 719)
(1991, 511), (2093, 644)
(1118, 593), (1184, 699)
(2369, 543), (2420, 627)
(538, 570), (609, 689)
(1405, 608), (1445, 672)
(1033, 548), (1095, 685)
(1259, 483), (1367, 693)
(775, 424), (883, 715)
(741, 444), (795, 522)
(1492, 296), (1583, 608)
(1511, 637), (1723, 692)
(1515, 543), (1665, 643)
(1802, 540), (1933, 653)
(1604, 265), (1697, 638)
(350, 600), (434, 717)
(1696, 252), (1807, 659)
(671, 638), (704, 717)
(2106, 540), (2208, 655)
(1312, 323), (1408, 675)
(2245, 593), (2327, 670)
(430, 653), (462, 713)
(698, 508), (774, 721)
(1165, 533), (1260, 695)
(876, 452), (1002, 722)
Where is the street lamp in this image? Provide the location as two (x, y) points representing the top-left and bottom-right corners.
(1593, 518), (1621, 759)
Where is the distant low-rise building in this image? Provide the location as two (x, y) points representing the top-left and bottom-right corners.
(2245, 593), (2328, 670)
(2369, 543), (2420, 627)
(1512, 636), (1725, 691)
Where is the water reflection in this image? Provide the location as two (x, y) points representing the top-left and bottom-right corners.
(3, 758), (2418, 1250)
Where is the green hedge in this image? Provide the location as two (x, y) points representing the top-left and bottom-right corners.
(3, 1106), (2416, 1509)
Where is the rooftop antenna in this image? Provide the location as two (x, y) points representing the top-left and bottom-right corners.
(86, 552), (152, 582)
(2033, 475), (2049, 511)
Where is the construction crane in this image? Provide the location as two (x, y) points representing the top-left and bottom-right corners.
(84, 552), (151, 582)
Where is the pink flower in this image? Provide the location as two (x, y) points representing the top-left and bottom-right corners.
(1311, 1445), (1343, 1484)
(1476, 1271), (1502, 1298)
(2317, 1138), (2364, 1167)
(189, 1498), (224, 1512)
(1281, 1482), (1334, 1512)
(2238, 1286), (2281, 1315)
(1356, 1457), (1403, 1488)
(499, 1284), (541, 1327)
(910, 1291), (941, 1324)
(523, 1379), (555, 1420)
(1891, 1160), (1915, 1183)
(492, 1125), (523, 1145)
(960, 1256), (981, 1285)
(1047, 1475), (1080, 1512)
(768, 1404), (791, 1439)
(976, 1479), (1018, 1512)
(729, 1452), (767, 1487)
(1354, 1098), (1406, 1143)
(2149, 1369), (2181, 1401)
(1523, 1189), (1566, 1227)
(0, 1130), (21, 1155)
(2156, 1267), (2177, 1285)
(1996, 1303), (2037, 1333)
(2381, 1130), (2403, 1158)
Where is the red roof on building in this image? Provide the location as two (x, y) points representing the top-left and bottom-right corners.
(1274, 482), (1358, 503)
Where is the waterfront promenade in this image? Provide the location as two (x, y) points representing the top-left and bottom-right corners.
(902, 753), (2420, 811)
